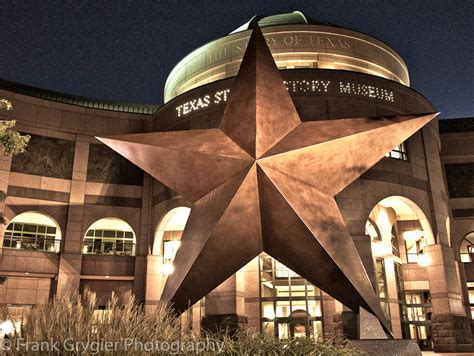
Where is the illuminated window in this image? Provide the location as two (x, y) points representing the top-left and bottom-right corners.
(460, 232), (474, 262)
(391, 226), (400, 258)
(401, 290), (432, 351)
(259, 254), (323, 340)
(467, 282), (474, 319)
(83, 218), (135, 256)
(373, 258), (390, 320)
(163, 234), (181, 264)
(404, 230), (426, 264)
(385, 142), (408, 161)
(2, 212), (61, 253)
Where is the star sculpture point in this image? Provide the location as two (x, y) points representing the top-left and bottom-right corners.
(97, 24), (438, 335)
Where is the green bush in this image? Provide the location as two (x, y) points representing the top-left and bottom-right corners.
(6, 291), (361, 355)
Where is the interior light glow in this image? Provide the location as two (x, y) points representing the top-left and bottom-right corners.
(372, 241), (392, 258)
(403, 230), (424, 241)
(162, 263), (175, 276)
(417, 254), (431, 267)
(0, 320), (15, 335)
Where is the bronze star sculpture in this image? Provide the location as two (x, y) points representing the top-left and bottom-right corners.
(98, 24), (437, 334)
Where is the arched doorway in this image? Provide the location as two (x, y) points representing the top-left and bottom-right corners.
(3, 211), (61, 253)
(153, 207), (191, 275)
(151, 207), (197, 329)
(366, 196), (434, 350)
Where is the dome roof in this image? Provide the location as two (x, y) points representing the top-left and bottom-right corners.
(230, 11), (336, 34)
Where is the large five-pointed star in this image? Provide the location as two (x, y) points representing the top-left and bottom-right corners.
(97, 24), (437, 334)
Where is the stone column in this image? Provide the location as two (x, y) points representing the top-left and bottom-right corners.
(144, 255), (164, 314)
(243, 257), (260, 331)
(425, 243), (473, 352)
(332, 232), (371, 339)
(421, 123), (451, 246)
(56, 136), (89, 296)
(332, 233), (389, 339)
(332, 300), (359, 339)
(322, 293), (336, 337)
(201, 270), (247, 333)
(134, 174), (152, 301)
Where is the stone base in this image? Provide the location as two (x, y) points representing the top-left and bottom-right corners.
(333, 310), (388, 340)
(201, 314), (248, 334)
(431, 315), (473, 353)
(350, 340), (421, 356)
(333, 311), (358, 339)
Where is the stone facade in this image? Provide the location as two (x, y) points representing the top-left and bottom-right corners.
(431, 315), (473, 352)
(0, 18), (472, 353)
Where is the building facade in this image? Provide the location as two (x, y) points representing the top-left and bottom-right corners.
(0, 11), (472, 353)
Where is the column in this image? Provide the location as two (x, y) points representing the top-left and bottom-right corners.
(243, 257), (260, 331)
(144, 255), (164, 314)
(201, 270), (247, 333)
(134, 174), (152, 301)
(56, 136), (89, 296)
(425, 243), (473, 352)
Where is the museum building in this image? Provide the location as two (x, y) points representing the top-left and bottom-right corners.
(0, 11), (473, 352)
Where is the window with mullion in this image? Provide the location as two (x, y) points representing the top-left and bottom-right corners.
(385, 142), (408, 161)
(3, 222), (58, 252)
(83, 229), (135, 256)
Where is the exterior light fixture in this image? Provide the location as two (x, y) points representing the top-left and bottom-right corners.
(83, 246), (88, 254)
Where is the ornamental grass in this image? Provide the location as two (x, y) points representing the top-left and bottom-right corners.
(4, 291), (361, 355)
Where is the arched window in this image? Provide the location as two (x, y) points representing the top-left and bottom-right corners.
(378, 196), (433, 264)
(366, 196), (434, 344)
(3, 212), (61, 253)
(366, 218), (382, 241)
(83, 218), (136, 256)
(154, 207), (191, 275)
(460, 232), (474, 262)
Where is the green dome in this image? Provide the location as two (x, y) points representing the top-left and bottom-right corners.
(230, 11), (335, 34)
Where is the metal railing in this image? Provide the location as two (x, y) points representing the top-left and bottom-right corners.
(83, 240), (135, 256)
(3, 236), (61, 253)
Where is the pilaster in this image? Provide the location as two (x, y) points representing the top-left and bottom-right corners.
(56, 136), (89, 296)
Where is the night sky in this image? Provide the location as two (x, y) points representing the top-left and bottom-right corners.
(1, 1), (473, 119)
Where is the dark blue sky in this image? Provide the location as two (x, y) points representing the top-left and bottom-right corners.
(1, 1), (472, 118)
